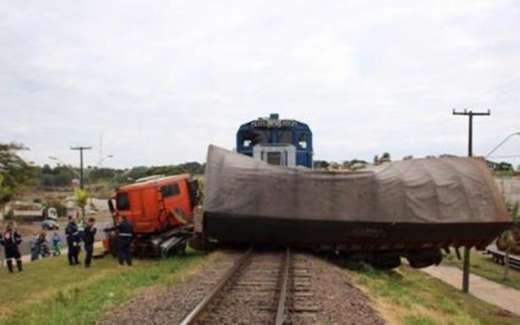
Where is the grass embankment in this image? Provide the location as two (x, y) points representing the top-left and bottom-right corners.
(340, 261), (520, 325)
(0, 249), (209, 325)
(443, 251), (520, 291)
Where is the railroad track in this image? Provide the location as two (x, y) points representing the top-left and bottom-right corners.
(180, 247), (319, 325)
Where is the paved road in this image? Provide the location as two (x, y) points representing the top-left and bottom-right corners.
(422, 264), (520, 316)
(496, 177), (520, 203)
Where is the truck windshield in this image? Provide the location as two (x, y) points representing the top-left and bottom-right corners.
(116, 193), (130, 210)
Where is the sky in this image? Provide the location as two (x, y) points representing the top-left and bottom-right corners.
(1, 0), (520, 168)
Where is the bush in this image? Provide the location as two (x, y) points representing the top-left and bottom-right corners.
(46, 199), (68, 218)
(4, 209), (14, 220)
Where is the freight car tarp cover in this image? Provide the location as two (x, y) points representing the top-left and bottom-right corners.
(204, 145), (510, 224)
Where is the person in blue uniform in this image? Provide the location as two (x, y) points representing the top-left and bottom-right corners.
(0, 223), (23, 273)
(83, 218), (96, 268)
(65, 216), (80, 265)
(116, 216), (133, 266)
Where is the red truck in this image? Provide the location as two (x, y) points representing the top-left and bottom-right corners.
(105, 174), (200, 257)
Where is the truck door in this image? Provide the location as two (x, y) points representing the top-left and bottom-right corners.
(160, 182), (190, 225)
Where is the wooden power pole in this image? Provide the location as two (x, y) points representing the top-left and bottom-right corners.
(71, 146), (92, 221)
(452, 108), (491, 293)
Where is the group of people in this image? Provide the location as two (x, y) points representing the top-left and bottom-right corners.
(66, 214), (134, 267)
(1, 215), (134, 273)
(65, 216), (97, 267)
(30, 231), (61, 260)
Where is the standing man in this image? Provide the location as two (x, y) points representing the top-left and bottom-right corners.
(116, 215), (133, 266)
(83, 218), (96, 268)
(0, 223), (23, 273)
(65, 216), (80, 265)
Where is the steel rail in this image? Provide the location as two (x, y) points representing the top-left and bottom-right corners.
(179, 247), (253, 325)
(275, 247), (291, 325)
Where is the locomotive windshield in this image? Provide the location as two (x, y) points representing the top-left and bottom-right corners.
(239, 129), (294, 147)
(236, 114), (313, 168)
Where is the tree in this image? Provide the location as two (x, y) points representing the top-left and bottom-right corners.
(343, 159), (368, 170)
(0, 174), (14, 218)
(313, 160), (330, 169)
(374, 153), (391, 165)
(0, 143), (36, 205)
(380, 152), (391, 162)
(74, 188), (90, 222)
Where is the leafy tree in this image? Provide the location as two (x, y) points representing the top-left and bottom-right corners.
(373, 153), (392, 165)
(342, 159), (368, 170)
(496, 162), (513, 172)
(0, 142), (36, 198)
(380, 152), (391, 162)
(313, 160), (330, 169)
(0, 174), (14, 217)
(74, 188), (90, 221)
(39, 164), (75, 188)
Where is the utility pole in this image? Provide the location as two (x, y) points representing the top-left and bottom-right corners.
(71, 146), (92, 222)
(452, 108), (491, 293)
(70, 146), (92, 189)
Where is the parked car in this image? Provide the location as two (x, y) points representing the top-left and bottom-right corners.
(41, 207), (60, 230)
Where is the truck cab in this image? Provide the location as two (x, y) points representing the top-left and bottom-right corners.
(106, 174), (200, 256)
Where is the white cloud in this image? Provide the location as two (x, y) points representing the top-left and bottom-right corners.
(1, 0), (519, 168)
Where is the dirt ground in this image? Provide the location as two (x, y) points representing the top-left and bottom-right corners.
(99, 250), (383, 325)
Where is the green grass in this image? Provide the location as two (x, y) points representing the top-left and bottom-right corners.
(404, 315), (436, 325)
(0, 249), (209, 325)
(339, 261), (520, 325)
(443, 250), (520, 291)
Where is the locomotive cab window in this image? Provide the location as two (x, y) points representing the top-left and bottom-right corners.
(116, 193), (130, 210)
(161, 183), (180, 198)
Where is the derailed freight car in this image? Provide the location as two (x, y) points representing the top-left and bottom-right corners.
(200, 145), (511, 269)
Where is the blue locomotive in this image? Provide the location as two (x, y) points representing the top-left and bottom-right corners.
(236, 113), (313, 168)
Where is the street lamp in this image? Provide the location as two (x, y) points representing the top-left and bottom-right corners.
(98, 154), (114, 167)
(486, 132), (520, 158)
(48, 156), (68, 166)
